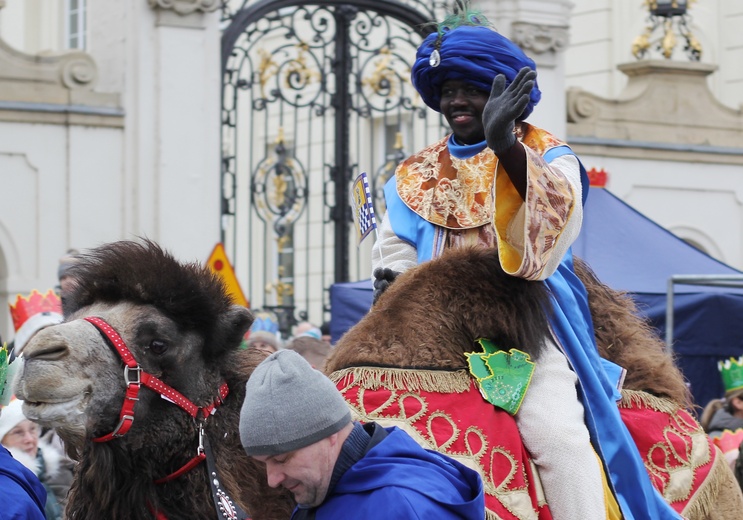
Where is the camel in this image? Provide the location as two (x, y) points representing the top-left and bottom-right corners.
(325, 247), (743, 520)
(14, 240), (294, 520)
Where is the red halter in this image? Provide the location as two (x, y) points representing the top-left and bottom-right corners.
(84, 316), (229, 483)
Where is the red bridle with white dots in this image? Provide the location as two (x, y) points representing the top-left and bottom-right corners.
(84, 316), (229, 484)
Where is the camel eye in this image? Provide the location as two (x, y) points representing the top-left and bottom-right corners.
(148, 340), (168, 355)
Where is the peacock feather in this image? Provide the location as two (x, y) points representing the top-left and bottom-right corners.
(434, 1), (493, 36)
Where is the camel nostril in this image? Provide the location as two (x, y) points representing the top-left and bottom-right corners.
(25, 343), (69, 361)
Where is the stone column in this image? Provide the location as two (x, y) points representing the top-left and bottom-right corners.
(146, 0), (222, 261)
(476, 0), (573, 139)
(89, 0), (222, 261)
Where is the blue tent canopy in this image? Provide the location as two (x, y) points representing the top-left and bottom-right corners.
(574, 188), (743, 408)
(330, 187), (743, 408)
(572, 188), (742, 294)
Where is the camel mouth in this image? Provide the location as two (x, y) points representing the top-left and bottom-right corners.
(21, 388), (91, 426)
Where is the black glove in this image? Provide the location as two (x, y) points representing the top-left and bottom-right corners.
(482, 66), (537, 154)
(372, 268), (400, 305)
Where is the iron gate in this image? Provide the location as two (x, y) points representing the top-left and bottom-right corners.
(220, 0), (450, 334)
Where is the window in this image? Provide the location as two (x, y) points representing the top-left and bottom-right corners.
(66, 0), (86, 50)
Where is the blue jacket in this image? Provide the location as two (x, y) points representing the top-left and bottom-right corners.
(293, 425), (484, 519)
(0, 445), (47, 519)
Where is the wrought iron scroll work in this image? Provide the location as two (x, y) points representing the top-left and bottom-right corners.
(221, 0), (449, 335)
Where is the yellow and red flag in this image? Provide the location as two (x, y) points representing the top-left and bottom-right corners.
(206, 243), (248, 308)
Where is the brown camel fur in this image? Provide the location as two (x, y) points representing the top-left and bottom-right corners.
(573, 257), (692, 408)
(15, 240), (294, 520)
(326, 247), (551, 372)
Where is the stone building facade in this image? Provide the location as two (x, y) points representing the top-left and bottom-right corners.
(0, 0), (740, 338)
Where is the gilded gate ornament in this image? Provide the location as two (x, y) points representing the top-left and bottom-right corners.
(633, 0), (701, 61)
(220, 1), (451, 334)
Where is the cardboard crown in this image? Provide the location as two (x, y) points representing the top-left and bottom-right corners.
(718, 356), (743, 394)
(10, 289), (62, 332)
(8, 289), (63, 354)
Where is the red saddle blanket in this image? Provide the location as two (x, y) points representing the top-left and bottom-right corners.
(330, 368), (730, 519)
(329, 367), (552, 520)
(618, 391), (727, 518)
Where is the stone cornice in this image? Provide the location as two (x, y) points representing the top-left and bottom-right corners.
(511, 21), (570, 54)
(147, 0), (220, 15)
(0, 38), (121, 126)
(567, 60), (743, 153)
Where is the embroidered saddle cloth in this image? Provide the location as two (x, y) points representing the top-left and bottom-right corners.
(329, 367), (552, 520)
(619, 390), (730, 518)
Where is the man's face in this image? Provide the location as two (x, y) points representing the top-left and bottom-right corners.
(439, 79), (489, 145)
(253, 435), (338, 507)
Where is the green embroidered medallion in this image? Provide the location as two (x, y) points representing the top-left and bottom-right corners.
(466, 338), (535, 415)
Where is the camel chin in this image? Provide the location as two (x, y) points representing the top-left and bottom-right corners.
(19, 392), (88, 436)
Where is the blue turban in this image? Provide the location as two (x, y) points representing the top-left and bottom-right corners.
(411, 25), (541, 120)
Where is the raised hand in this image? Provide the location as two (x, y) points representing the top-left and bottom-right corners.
(482, 66), (537, 154)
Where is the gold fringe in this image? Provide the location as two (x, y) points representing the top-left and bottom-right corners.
(328, 366), (472, 394)
(485, 508), (504, 520)
(681, 449), (731, 519)
(619, 389), (681, 415)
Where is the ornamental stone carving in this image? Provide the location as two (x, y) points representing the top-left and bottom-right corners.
(567, 60), (743, 163)
(511, 22), (570, 55)
(60, 52), (98, 90)
(0, 38), (121, 126)
(0, 40), (98, 97)
(147, 0), (220, 15)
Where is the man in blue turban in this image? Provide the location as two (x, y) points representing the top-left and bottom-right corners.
(371, 11), (682, 520)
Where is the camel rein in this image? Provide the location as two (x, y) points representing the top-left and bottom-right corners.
(83, 316), (229, 483)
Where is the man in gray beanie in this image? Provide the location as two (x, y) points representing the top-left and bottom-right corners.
(240, 350), (484, 519)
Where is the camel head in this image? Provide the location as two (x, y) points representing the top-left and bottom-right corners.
(14, 239), (253, 457)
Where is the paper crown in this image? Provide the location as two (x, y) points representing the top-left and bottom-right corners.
(9, 290), (63, 354)
(718, 357), (743, 394)
(249, 310), (280, 336)
(711, 428), (743, 455)
(10, 289), (62, 332)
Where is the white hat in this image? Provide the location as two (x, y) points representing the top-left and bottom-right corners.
(0, 398), (28, 442)
(13, 312), (63, 355)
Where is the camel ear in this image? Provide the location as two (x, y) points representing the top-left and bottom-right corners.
(210, 305), (254, 356)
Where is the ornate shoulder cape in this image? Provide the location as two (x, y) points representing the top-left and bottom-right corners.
(394, 124), (565, 230)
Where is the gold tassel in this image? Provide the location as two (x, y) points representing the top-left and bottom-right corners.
(328, 366), (472, 394)
(680, 451), (731, 519)
(619, 389), (681, 415)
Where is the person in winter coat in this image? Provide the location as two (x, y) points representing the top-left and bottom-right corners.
(239, 350), (485, 519)
(701, 387), (743, 438)
(0, 341), (47, 520)
(0, 398), (74, 519)
(701, 357), (743, 474)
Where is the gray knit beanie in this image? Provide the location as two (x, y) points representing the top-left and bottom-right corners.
(240, 350), (351, 456)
